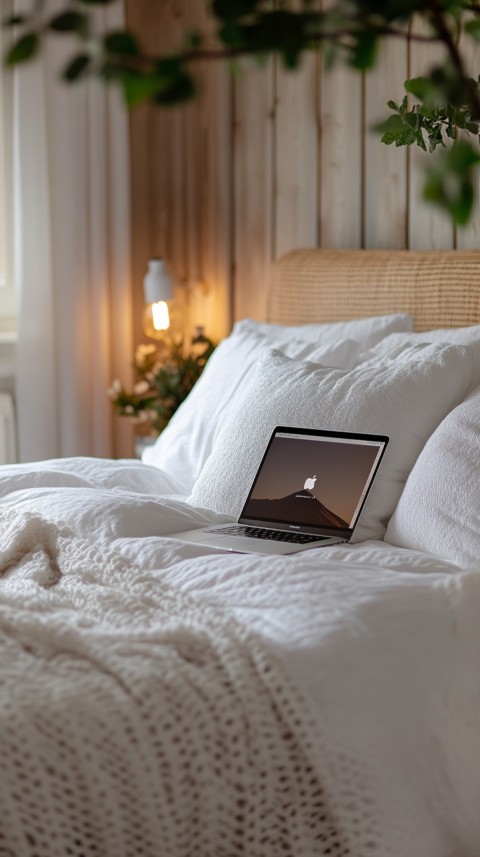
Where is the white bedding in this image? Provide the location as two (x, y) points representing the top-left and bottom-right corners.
(1, 456), (480, 857)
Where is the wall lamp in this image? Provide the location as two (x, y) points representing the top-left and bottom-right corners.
(143, 257), (174, 340)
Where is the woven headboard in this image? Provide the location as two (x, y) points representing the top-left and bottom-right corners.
(267, 249), (480, 331)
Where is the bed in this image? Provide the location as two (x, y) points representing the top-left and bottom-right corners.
(1, 248), (480, 857)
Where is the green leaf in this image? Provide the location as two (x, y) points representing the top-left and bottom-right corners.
(453, 182), (475, 226)
(423, 141), (480, 226)
(104, 30), (139, 56)
(404, 76), (431, 101)
(155, 56), (183, 79)
(405, 111), (418, 129)
(212, 0), (259, 20)
(49, 11), (89, 34)
(465, 18), (480, 41)
(349, 31), (378, 71)
(447, 138), (480, 171)
(281, 48), (301, 70)
(427, 125), (444, 152)
(416, 130), (427, 151)
(62, 53), (91, 82)
(378, 114), (405, 133)
(122, 73), (162, 108)
(376, 112), (416, 146)
(6, 32), (39, 65)
(219, 20), (244, 48)
(424, 171), (474, 225)
(419, 104), (437, 120)
(154, 71), (196, 106)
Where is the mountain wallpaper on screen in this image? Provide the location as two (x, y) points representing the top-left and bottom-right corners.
(246, 435), (381, 526)
(246, 488), (349, 529)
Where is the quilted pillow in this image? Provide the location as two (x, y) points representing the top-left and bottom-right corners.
(235, 312), (413, 348)
(188, 343), (473, 542)
(385, 386), (480, 566)
(142, 326), (371, 494)
(373, 325), (480, 389)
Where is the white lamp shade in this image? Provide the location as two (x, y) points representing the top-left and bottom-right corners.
(143, 258), (174, 304)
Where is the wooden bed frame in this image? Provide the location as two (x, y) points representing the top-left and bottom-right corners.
(267, 249), (480, 330)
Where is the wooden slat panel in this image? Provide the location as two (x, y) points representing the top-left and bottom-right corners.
(319, 59), (363, 248)
(318, 0), (362, 248)
(408, 17), (455, 249)
(198, 61), (233, 341)
(156, 3), (189, 342)
(181, 3), (232, 342)
(274, 44), (319, 258)
(364, 40), (408, 248)
(233, 61), (275, 321)
(126, 0), (168, 349)
(128, 0), (232, 344)
(128, 0), (194, 346)
(275, 54), (319, 259)
(129, 5), (478, 331)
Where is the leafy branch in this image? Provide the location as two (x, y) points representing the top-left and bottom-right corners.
(108, 337), (215, 436)
(4, 0), (480, 223)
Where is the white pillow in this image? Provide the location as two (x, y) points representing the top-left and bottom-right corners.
(188, 344), (473, 542)
(235, 312), (413, 348)
(374, 325), (480, 387)
(142, 326), (370, 493)
(385, 386), (480, 566)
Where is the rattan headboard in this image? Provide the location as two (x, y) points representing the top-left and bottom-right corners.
(267, 249), (480, 331)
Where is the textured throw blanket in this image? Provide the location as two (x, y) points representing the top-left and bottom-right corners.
(0, 509), (344, 857)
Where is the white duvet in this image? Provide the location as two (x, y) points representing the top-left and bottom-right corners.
(1, 456), (480, 857)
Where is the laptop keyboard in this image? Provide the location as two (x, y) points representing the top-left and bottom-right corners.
(208, 525), (327, 544)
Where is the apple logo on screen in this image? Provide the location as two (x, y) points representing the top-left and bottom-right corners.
(304, 475), (317, 490)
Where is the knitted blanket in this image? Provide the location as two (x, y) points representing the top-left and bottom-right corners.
(0, 510), (344, 857)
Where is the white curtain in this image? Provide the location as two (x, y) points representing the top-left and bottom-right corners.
(13, 0), (133, 461)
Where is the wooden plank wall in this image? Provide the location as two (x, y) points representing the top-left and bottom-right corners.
(127, 1), (478, 344)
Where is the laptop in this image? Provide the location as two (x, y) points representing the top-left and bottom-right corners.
(173, 426), (389, 555)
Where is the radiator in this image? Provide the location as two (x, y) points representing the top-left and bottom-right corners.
(0, 393), (17, 464)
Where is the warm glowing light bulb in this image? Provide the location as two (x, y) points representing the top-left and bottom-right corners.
(143, 259), (174, 340)
(151, 300), (170, 331)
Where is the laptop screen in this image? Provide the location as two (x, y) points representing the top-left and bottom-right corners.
(240, 426), (389, 537)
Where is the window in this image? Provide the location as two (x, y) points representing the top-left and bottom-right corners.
(0, 4), (16, 333)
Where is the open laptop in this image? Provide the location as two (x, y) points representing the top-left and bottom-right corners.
(174, 426), (389, 555)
